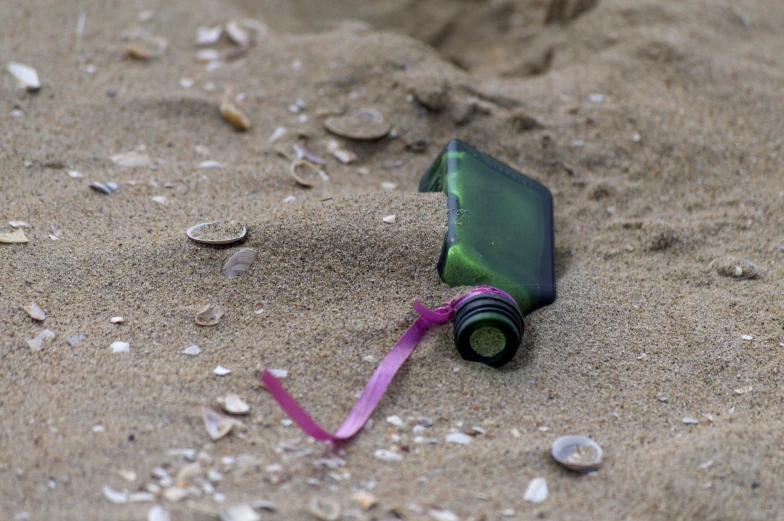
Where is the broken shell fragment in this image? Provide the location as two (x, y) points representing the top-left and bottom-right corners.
(221, 248), (257, 277)
(27, 329), (56, 351)
(196, 26), (222, 46)
(111, 341), (131, 353)
(290, 159), (326, 188)
(196, 48), (221, 63)
(551, 435), (603, 472)
(182, 345), (201, 355)
(125, 36), (168, 60)
(186, 221), (246, 245)
(523, 477), (548, 503)
(713, 256), (759, 280)
(147, 505), (171, 521)
(9, 221), (31, 228)
(102, 484), (129, 504)
(195, 304), (224, 326)
(217, 393), (250, 415)
(220, 89), (251, 131)
(7, 62), (41, 91)
(89, 182), (119, 195)
(219, 504), (261, 521)
(326, 140), (357, 164)
(324, 108), (391, 141)
(0, 229), (29, 243)
(23, 301), (46, 321)
(352, 491), (378, 511)
(308, 497), (341, 521)
(111, 151), (155, 168)
(203, 408), (235, 440)
(225, 20), (250, 47)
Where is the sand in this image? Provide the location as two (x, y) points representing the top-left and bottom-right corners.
(2, 0), (784, 519)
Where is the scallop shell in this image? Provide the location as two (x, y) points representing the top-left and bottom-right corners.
(551, 435), (603, 472)
(323, 108), (391, 141)
(289, 159), (326, 188)
(186, 220), (247, 245)
(195, 304), (224, 326)
(221, 248), (256, 277)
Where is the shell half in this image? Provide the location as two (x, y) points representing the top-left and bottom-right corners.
(186, 221), (247, 245)
(551, 435), (603, 472)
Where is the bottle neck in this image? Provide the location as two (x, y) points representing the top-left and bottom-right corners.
(452, 293), (525, 367)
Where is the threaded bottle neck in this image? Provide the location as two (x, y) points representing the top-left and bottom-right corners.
(452, 293), (524, 367)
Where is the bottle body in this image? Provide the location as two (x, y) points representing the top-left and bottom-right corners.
(419, 139), (556, 314)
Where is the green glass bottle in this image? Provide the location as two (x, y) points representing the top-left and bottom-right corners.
(419, 139), (556, 366)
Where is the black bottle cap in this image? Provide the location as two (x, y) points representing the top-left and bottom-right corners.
(452, 293), (524, 367)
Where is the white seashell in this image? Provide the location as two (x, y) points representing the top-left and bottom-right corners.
(27, 329), (56, 352)
(196, 26), (222, 46)
(67, 334), (86, 346)
(254, 500), (276, 511)
(268, 126), (286, 143)
(428, 509), (459, 521)
(219, 504), (260, 521)
(324, 108), (391, 141)
(308, 497), (341, 521)
(152, 196), (168, 205)
(9, 221), (30, 228)
(734, 385), (752, 395)
(381, 182), (397, 191)
(445, 432), (471, 445)
(221, 248), (256, 277)
(203, 408), (235, 440)
(683, 417), (699, 425)
(128, 492), (155, 503)
(267, 368), (288, 378)
(110, 341), (130, 353)
(147, 504), (171, 521)
(89, 181), (119, 195)
(196, 49), (220, 62)
(102, 484), (129, 504)
(187, 221), (246, 245)
(326, 139), (357, 164)
(23, 301), (46, 321)
(551, 435), (603, 472)
(382, 214), (396, 224)
(386, 415), (404, 427)
(182, 345), (201, 355)
(373, 449), (402, 462)
(68, 170), (83, 179)
(195, 304), (224, 326)
(213, 365), (232, 376)
(110, 316), (124, 324)
(217, 393), (250, 415)
(225, 20), (250, 47)
(7, 62), (41, 91)
(198, 160), (223, 169)
(111, 151), (154, 168)
(162, 487), (188, 503)
(0, 229), (29, 243)
(523, 477), (548, 503)
(175, 462), (201, 488)
(179, 78), (194, 89)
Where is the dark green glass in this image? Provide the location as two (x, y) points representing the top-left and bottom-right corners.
(419, 139), (556, 366)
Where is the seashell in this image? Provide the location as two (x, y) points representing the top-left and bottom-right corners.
(187, 221), (246, 245)
(445, 432), (471, 445)
(110, 341), (130, 353)
(9, 221), (31, 228)
(23, 301), (46, 321)
(308, 497), (341, 521)
(27, 329), (56, 351)
(89, 181), (119, 195)
(324, 108), (391, 141)
(213, 365), (232, 376)
(225, 20), (250, 47)
(175, 462), (201, 488)
(128, 492), (155, 502)
(195, 304), (224, 326)
(110, 316), (124, 324)
(102, 484), (129, 504)
(196, 26), (222, 46)
(523, 477), (548, 503)
(203, 408), (234, 440)
(198, 160), (223, 169)
(268, 126), (286, 143)
(0, 229), (29, 243)
(221, 248), (257, 277)
(182, 345), (201, 355)
(147, 505), (171, 521)
(217, 393), (250, 415)
(112, 151), (155, 167)
(326, 140), (357, 164)
(294, 141), (326, 165)
(219, 504), (261, 521)
(290, 159), (326, 188)
(196, 48), (220, 63)
(220, 89), (251, 131)
(382, 215), (396, 224)
(373, 449), (402, 462)
(7, 62), (41, 91)
(551, 435), (603, 472)
(125, 36), (167, 60)
(67, 334), (86, 346)
(352, 491), (377, 511)
(428, 509), (459, 521)
(162, 487), (188, 503)
(712, 255), (759, 280)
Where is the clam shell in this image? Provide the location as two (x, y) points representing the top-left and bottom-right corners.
(551, 435), (603, 472)
(186, 220), (247, 245)
(290, 159), (326, 188)
(324, 108), (391, 141)
(202, 408), (234, 440)
(221, 248), (256, 277)
(195, 304), (224, 326)
(89, 181), (119, 194)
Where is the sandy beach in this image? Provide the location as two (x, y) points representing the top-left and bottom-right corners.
(2, 0), (784, 519)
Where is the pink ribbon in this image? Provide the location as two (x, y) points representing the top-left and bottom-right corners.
(259, 286), (515, 445)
